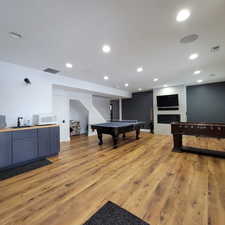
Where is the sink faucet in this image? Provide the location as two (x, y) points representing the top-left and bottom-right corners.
(17, 117), (23, 128)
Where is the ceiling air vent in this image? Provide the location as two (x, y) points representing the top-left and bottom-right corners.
(43, 68), (60, 74)
(180, 34), (199, 44)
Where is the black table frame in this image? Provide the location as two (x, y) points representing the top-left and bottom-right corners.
(91, 122), (145, 148)
(171, 122), (225, 158)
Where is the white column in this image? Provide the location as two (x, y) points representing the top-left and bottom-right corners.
(119, 98), (122, 121)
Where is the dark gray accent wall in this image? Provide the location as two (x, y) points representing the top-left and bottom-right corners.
(122, 91), (153, 129)
(187, 82), (225, 123)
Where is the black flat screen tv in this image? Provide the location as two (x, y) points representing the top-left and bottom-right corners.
(157, 94), (179, 107)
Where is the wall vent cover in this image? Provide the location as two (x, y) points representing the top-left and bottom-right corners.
(180, 34), (199, 44)
(43, 68), (60, 74)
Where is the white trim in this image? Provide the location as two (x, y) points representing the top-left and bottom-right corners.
(60, 137), (71, 142)
(119, 98), (122, 120)
(141, 129), (150, 132)
(88, 130), (97, 136)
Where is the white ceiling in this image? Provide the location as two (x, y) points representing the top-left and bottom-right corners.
(0, 0), (225, 92)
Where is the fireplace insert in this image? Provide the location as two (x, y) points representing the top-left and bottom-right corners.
(158, 114), (180, 124)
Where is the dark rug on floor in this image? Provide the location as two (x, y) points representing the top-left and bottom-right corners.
(0, 159), (52, 181)
(83, 201), (150, 225)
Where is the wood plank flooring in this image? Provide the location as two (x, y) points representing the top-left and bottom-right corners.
(0, 132), (225, 225)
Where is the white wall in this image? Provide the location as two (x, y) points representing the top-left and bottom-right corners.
(52, 75), (131, 98)
(0, 60), (130, 140)
(153, 85), (187, 135)
(92, 95), (111, 121)
(0, 61), (52, 127)
(53, 87), (107, 141)
(70, 100), (88, 134)
(53, 94), (70, 142)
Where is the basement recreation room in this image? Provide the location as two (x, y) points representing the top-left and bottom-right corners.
(0, 1), (225, 225)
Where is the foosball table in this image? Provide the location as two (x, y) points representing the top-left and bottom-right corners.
(171, 122), (225, 158)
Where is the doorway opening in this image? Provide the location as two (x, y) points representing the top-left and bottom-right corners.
(69, 99), (89, 137)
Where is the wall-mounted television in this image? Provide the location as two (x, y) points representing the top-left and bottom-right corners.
(157, 94), (179, 107)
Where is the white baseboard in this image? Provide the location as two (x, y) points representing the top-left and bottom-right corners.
(88, 131), (97, 136)
(140, 129), (150, 132)
(60, 137), (71, 142)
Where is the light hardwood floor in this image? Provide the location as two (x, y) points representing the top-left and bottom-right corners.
(0, 132), (225, 225)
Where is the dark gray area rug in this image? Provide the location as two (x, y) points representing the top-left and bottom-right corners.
(0, 159), (52, 181)
(83, 201), (150, 225)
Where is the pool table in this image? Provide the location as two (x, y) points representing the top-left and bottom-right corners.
(91, 120), (145, 148)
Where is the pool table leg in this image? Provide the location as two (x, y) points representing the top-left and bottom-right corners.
(136, 128), (140, 140)
(112, 134), (119, 148)
(97, 131), (103, 145)
(123, 133), (126, 139)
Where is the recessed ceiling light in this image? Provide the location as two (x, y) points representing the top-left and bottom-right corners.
(102, 45), (111, 53)
(153, 78), (159, 82)
(163, 84), (168, 88)
(9, 32), (23, 39)
(65, 63), (73, 68)
(104, 76), (109, 80)
(189, 53), (199, 60)
(176, 9), (191, 22)
(138, 88), (142, 91)
(194, 70), (201, 75)
(125, 83), (129, 87)
(137, 67), (143, 73)
(197, 79), (203, 83)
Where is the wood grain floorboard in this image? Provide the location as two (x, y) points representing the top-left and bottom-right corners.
(0, 133), (225, 225)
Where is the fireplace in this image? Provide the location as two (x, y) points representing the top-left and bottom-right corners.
(158, 114), (180, 124)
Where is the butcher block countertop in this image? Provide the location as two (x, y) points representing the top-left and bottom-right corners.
(0, 124), (59, 133)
